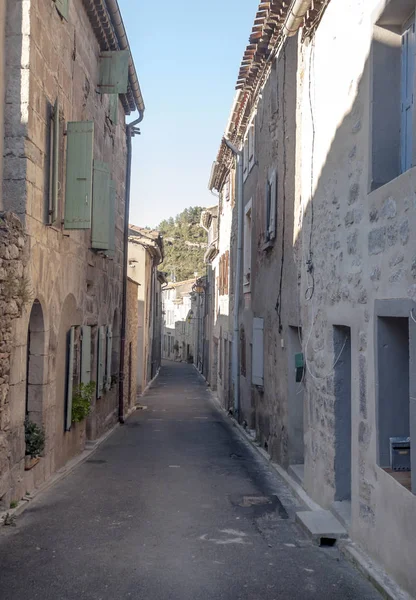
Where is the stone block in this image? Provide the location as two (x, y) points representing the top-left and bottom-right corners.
(9, 344), (26, 386)
(296, 509), (347, 544)
(368, 227), (386, 255)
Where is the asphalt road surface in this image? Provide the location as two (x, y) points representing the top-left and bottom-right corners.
(0, 361), (381, 599)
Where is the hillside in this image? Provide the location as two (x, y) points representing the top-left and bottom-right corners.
(158, 207), (207, 282)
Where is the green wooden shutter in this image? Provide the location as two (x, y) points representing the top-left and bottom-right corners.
(81, 325), (91, 385)
(97, 326), (106, 398)
(65, 326), (75, 431)
(51, 98), (60, 223)
(109, 94), (118, 124)
(92, 161), (110, 250)
(105, 325), (113, 391)
(108, 180), (116, 256)
(64, 121), (94, 229)
(54, 0), (68, 20)
(99, 50), (130, 94)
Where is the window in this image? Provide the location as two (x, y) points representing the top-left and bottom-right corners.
(265, 170), (277, 243)
(240, 327), (246, 377)
(401, 15), (415, 173)
(243, 139), (248, 181)
(244, 200), (252, 289)
(371, 8), (416, 189)
(47, 98), (64, 226)
(376, 309), (414, 493)
(248, 122), (255, 171)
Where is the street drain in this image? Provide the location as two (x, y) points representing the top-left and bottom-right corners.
(86, 459), (106, 464)
(240, 496), (272, 507)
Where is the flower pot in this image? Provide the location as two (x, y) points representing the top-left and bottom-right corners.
(24, 456), (40, 471)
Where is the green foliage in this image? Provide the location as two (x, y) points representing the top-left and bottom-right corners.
(24, 418), (45, 458)
(72, 382), (96, 423)
(9, 500), (18, 509)
(158, 206), (206, 282)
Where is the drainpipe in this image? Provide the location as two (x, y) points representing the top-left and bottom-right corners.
(283, 0), (311, 37)
(119, 111), (143, 423)
(223, 138), (243, 420)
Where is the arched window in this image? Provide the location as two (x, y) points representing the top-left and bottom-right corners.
(26, 300), (46, 425)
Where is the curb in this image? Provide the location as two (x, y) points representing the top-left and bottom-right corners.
(202, 376), (409, 600)
(0, 421), (120, 525)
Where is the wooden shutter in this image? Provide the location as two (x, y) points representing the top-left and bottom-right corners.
(54, 0), (68, 20)
(401, 18), (415, 173)
(252, 317), (264, 386)
(97, 326), (106, 398)
(108, 181), (116, 255)
(50, 98), (60, 223)
(105, 325), (113, 391)
(268, 170), (277, 240)
(91, 161), (111, 250)
(99, 50), (130, 94)
(81, 325), (91, 385)
(64, 121), (94, 229)
(65, 326), (75, 431)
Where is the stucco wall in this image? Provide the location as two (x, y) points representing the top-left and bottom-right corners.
(3, 0), (127, 501)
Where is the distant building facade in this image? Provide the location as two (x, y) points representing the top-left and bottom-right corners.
(127, 226), (164, 394)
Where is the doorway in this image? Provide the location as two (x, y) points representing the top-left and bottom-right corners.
(333, 325), (352, 502)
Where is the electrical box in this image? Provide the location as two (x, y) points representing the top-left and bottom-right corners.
(295, 352), (304, 383)
(389, 437), (411, 471)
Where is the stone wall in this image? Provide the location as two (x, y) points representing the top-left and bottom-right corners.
(298, 0), (416, 593)
(0, 212), (28, 509)
(2, 0), (129, 502)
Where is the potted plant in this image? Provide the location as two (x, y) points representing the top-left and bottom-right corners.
(71, 382), (96, 423)
(24, 418), (45, 470)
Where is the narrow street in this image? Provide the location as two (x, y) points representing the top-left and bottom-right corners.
(0, 362), (380, 600)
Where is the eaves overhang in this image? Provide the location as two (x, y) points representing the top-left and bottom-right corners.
(83, 0), (145, 115)
(209, 0), (330, 192)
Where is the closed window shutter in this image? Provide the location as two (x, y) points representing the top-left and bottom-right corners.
(105, 325), (113, 391)
(65, 326), (75, 431)
(401, 18), (415, 173)
(91, 161), (111, 250)
(50, 98), (60, 223)
(81, 325), (91, 385)
(252, 317), (264, 386)
(99, 50), (130, 94)
(268, 170), (277, 240)
(54, 0), (68, 20)
(64, 121), (94, 229)
(97, 326), (106, 398)
(108, 181), (116, 255)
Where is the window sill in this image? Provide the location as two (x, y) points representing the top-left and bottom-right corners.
(368, 164), (416, 199)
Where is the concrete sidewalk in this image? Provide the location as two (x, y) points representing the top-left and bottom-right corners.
(0, 361), (381, 599)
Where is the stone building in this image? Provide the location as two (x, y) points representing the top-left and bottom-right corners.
(209, 0), (416, 595)
(127, 225), (164, 394)
(1, 0), (144, 508)
(200, 195), (233, 409)
(161, 279), (196, 362)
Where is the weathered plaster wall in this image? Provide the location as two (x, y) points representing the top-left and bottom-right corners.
(124, 278), (139, 411)
(299, 0), (416, 593)
(4, 0), (127, 501)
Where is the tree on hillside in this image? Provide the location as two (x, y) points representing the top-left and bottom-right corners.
(158, 206), (207, 282)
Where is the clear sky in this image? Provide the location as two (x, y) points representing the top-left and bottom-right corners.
(118, 0), (256, 228)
